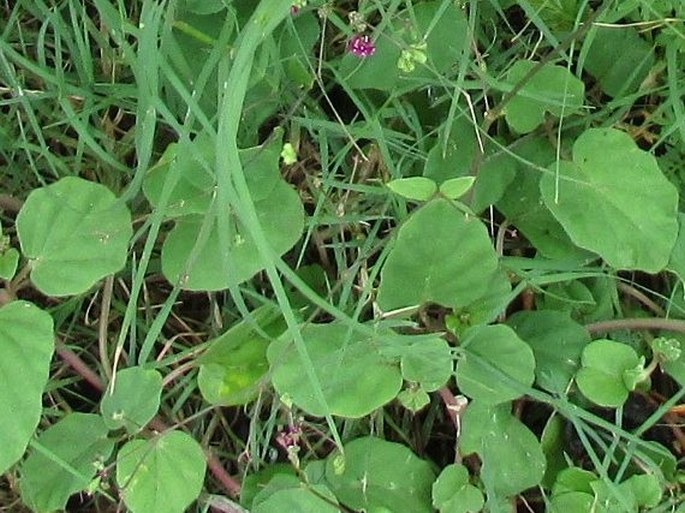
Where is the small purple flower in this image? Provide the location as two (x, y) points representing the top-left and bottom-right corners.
(348, 34), (376, 57)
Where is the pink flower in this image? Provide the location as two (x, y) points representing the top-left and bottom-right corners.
(348, 34), (376, 57)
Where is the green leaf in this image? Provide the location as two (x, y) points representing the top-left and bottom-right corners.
(432, 463), (484, 513)
(268, 323), (402, 417)
(439, 177), (476, 200)
(386, 177), (437, 201)
(0, 301), (54, 475)
(624, 474), (662, 508)
(550, 492), (595, 513)
(377, 199), (499, 311)
(540, 415), (570, 488)
(16, 176), (132, 296)
(667, 213), (685, 282)
(551, 467), (596, 496)
(398, 336), (453, 391)
(339, 1), (467, 91)
(576, 339), (640, 407)
(583, 26), (655, 97)
(116, 430), (207, 513)
(0, 247), (19, 280)
(507, 311), (590, 393)
(20, 413), (114, 513)
(324, 437), (435, 513)
(155, 133), (304, 291)
(198, 303), (286, 405)
(461, 401), (546, 497)
(456, 324), (536, 404)
(397, 387), (431, 412)
(253, 484), (339, 513)
(540, 128), (679, 272)
(496, 136), (590, 260)
(100, 366), (163, 434)
(504, 61), (585, 133)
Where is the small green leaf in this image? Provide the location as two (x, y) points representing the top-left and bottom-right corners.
(397, 387), (431, 412)
(268, 323), (402, 417)
(16, 176), (132, 296)
(386, 177), (437, 201)
(325, 437), (435, 513)
(116, 430), (206, 513)
(432, 463), (484, 513)
(456, 324), (536, 404)
(651, 337), (681, 362)
(550, 492), (595, 513)
(461, 401), (546, 497)
(504, 60), (585, 133)
(576, 339), (640, 407)
(439, 176), (476, 199)
(0, 247), (19, 280)
(101, 366), (163, 434)
(0, 301), (54, 475)
(20, 413), (114, 513)
(623, 474), (662, 508)
(551, 467), (597, 496)
(540, 128), (679, 272)
(399, 336), (453, 391)
(281, 143), (298, 165)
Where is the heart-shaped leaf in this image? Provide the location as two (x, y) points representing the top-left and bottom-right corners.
(101, 366), (163, 434)
(576, 339), (641, 407)
(456, 324), (536, 404)
(116, 430), (206, 513)
(377, 198), (500, 311)
(504, 61), (585, 133)
(540, 128), (679, 272)
(432, 463), (484, 513)
(16, 176), (132, 296)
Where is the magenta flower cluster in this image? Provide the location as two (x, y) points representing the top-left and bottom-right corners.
(348, 33), (376, 57)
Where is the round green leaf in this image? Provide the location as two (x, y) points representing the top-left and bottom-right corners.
(377, 198), (499, 311)
(460, 402), (546, 497)
(438, 176), (475, 200)
(623, 474), (662, 508)
(504, 61), (585, 133)
(269, 323), (402, 418)
(432, 463), (484, 513)
(507, 311), (590, 393)
(550, 492), (595, 513)
(540, 128), (679, 272)
(456, 324), (536, 404)
(397, 387), (431, 412)
(325, 437), (435, 513)
(400, 337), (453, 391)
(20, 413), (114, 513)
(0, 301), (54, 475)
(253, 483), (339, 513)
(576, 339), (640, 407)
(16, 176), (132, 296)
(101, 366), (163, 434)
(116, 430), (207, 513)
(386, 177), (437, 201)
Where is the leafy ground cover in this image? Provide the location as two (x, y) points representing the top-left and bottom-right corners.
(1, 0), (685, 512)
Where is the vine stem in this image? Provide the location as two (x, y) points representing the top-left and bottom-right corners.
(585, 318), (685, 335)
(55, 343), (242, 498)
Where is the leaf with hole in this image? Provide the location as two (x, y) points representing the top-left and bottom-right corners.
(540, 128), (679, 272)
(377, 198), (500, 311)
(324, 437), (435, 513)
(0, 301), (54, 475)
(100, 366), (163, 434)
(456, 324), (536, 404)
(268, 323), (402, 417)
(20, 413), (114, 513)
(16, 176), (132, 296)
(116, 430), (206, 513)
(575, 339), (641, 407)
